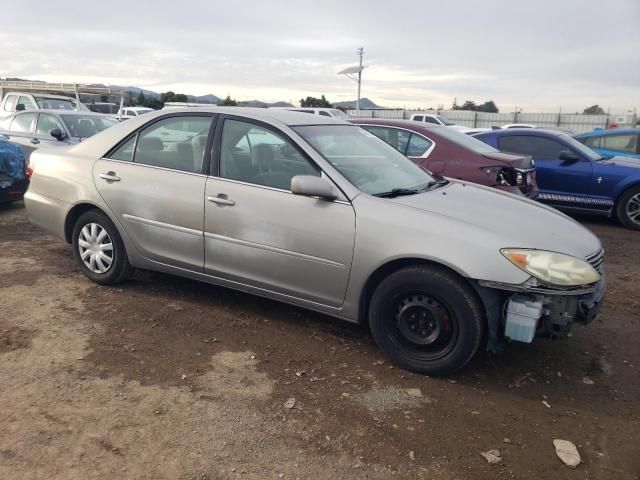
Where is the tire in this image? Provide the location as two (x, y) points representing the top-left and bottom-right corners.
(71, 209), (133, 285)
(616, 186), (640, 230)
(369, 265), (484, 376)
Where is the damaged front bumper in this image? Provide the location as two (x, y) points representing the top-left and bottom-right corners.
(477, 271), (607, 350)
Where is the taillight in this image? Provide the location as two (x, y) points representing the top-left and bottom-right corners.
(26, 160), (34, 179)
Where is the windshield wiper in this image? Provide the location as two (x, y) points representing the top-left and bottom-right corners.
(373, 188), (422, 198)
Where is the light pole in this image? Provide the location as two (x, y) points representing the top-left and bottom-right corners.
(338, 47), (365, 114)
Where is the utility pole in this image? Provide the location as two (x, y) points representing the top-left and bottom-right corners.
(337, 47), (366, 115)
(356, 47), (364, 113)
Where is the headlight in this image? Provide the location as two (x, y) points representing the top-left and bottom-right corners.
(501, 249), (601, 286)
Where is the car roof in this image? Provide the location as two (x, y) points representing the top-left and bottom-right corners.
(350, 118), (445, 131)
(68, 107), (350, 159)
(576, 128), (640, 137)
(475, 128), (565, 137)
(14, 109), (109, 117)
(6, 92), (77, 101)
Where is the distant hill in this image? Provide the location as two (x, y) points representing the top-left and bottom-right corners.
(192, 94), (221, 104)
(239, 100), (294, 108)
(332, 97), (381, 109)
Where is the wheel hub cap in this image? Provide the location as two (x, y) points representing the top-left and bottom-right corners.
(78, 223), (113, 274)
(396, 295), (449, 346)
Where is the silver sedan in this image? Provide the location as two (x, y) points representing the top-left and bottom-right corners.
(24, 107), (606, 375)
(0, 109), (118, 163)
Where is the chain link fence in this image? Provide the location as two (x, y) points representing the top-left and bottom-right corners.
(346, 109), (638, 134)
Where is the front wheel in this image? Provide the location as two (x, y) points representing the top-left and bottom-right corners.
(369, 265), (484, 376)
(616, 186), (640, 230)
(72, 210), (133, 284)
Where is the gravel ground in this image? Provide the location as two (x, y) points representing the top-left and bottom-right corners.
(1, 201), (639, 479)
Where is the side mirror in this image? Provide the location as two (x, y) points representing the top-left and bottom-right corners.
(15, 103), (25, 111)
(558, 150), (580, 163)
(291, 175), (338, 201)
(50, 128), (66, 141)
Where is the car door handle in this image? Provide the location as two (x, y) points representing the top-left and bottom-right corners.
(99, 172), (121, 182)
(30, 138), (40, 145)
(207, 195), (235, 206)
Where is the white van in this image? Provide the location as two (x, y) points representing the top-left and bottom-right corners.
(269, 107), (349, 120)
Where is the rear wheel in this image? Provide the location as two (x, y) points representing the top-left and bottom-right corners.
(72, 210), (133, 284)
(616, 186), (640, 230)
(369, 265), (484, 375)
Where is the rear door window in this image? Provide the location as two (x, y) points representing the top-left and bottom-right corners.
(133, 115), (213, 173)
(406, 134), (434, 157)
(361, 126), (411, 155)
(10, 113), (36, 133)
(601, 134), (637, 154)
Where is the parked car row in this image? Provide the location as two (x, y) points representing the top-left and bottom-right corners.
(351, 119), (538, 198)
(24, 107), (606, 376)
(474, 128), (640, 230)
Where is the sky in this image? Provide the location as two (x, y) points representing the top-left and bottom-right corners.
(1, 0), (638, 113)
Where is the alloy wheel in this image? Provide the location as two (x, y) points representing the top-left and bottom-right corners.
(626, 193), (640, 226)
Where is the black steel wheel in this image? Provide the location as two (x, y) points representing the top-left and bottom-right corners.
(369, 265), (484, 375)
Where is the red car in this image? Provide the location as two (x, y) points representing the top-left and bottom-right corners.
(351, 119), (538, 197)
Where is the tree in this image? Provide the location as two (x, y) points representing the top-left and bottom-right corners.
(136, 91), (146, 106)
(144, 98), (163, 110)
(175, 93), (188, 103)
(300, 95), (332, 107)
(218, 95), (238, 106)
(160, 91), (176, 103)
(477, 100), (499, 113)
(125, 91), (135, 107)
(459, 100), (477, 111)
(583, 105), (605, 115)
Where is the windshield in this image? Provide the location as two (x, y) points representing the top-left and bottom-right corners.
(294, 125), (436, 196)
(437, 115), (456, 126)
(35, 96), (79, 110)
(558, 133), (602, 161)
(434, 125), (499, 154)
(61, 115), (118, 138)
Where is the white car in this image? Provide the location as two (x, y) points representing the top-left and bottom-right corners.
(118, 107), (155, 119)
(502, 123), (536, 129)
(269, 107), (349, 120)
(409, 113), (470, 132)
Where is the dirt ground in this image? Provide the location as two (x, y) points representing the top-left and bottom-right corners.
(1, 201), (639, 480)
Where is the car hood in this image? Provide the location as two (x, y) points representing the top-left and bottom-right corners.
(387, 181), (601, 259)
(481, 151), (534, 169)
(597, 155), (640, 168)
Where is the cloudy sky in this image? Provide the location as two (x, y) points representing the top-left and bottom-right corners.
(1, 0), (638, 112)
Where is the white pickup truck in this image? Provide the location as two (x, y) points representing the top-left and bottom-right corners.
(409, 113), (470, 132)
(0, 92), (89, 124)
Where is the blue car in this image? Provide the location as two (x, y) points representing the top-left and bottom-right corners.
(474, 129), (640, 230)
(574, 128), (640, 159)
